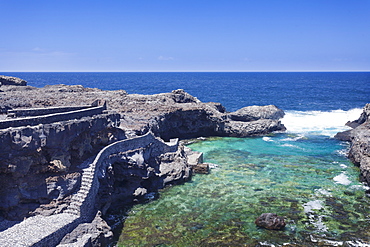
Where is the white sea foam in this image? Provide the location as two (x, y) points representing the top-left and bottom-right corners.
(339, 164), (348, 168)
(333, 172), (352, 185)
(281, 108), (363, 137)
(280, 143), (302, 150)
(351, 184), (370, 191)
(303, 200), (328, 232)
(303, 200), (324, 213)
(280, 134), (305, 142)
(315, 188), (332, 197)
(262, 136), (273, 142)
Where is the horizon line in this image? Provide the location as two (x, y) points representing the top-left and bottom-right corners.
(1, 70), (370, 73)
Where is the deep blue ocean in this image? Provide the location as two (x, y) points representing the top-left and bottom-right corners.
(2, 72), (370, 246)
(2, 72), (369, 111)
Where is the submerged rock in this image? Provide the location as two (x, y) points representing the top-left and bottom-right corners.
(255, 213), (286, 230)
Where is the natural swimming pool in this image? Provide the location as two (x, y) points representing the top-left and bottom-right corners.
(118, 133), (370, 246)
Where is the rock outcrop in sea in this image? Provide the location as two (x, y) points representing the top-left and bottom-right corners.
(335, 104), (370, 186)
(0, 83), (286, 246)
(255, 213), (286, 230)
(0, 75), (27, 86)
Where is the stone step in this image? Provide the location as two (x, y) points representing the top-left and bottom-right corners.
(74, 194), (86, 200)
(76, 193), (88, 199)
(83, 169), (94, 174)
(72, 197), (85, 203)
(82, 176), (94, 182)
(66, 206), (79, 211)
(64, 209), (79, 216)
(79, 187), (90, 193)
(81, 181), (92, 186)
(83, 170), (94, 174)
(69, 201), (82, 207)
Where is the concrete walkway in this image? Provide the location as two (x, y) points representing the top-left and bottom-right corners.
(0, 214), (79, 247)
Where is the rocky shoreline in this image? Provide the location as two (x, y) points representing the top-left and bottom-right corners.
(0, 80), (286, 246)
(335, 103), (370, 186)
(1, 76), (369, 246)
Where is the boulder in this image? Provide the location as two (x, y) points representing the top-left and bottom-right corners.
(221, 119), (286, 137)
(0, 75), (27, 86)
(228, 105), (285, 122)
(58, 211), (113, 246)
(255, 213), (286, 230)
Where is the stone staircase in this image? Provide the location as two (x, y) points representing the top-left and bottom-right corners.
(64, 166), (95, 217)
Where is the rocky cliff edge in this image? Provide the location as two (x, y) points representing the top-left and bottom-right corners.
(0, 75), (27, 87)
(0, 85), (286, 139)
(335, 104), (370, 186)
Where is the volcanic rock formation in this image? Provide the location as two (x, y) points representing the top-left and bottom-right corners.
(0, 75), (27, 86)
(0, 83), (286, 246)
(0, 85), (286, 139)
(335, 104), (370, 186)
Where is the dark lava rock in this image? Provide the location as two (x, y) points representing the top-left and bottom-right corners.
(335, 103), (370, 186)
(0, 85), (286, 139)
(193, 163), (209, 174)
(228, 105), (285, 122)
(255, 213), (286, 230)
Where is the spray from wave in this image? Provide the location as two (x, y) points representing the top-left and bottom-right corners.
(281, 108), (363, 137)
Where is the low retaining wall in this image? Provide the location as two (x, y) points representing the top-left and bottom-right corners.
(7, 105), (92, 118)
(0, 105), (106, 129)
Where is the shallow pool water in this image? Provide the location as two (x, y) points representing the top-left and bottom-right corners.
(118, 134), (370, 246)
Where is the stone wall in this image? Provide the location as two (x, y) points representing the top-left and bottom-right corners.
(7, 105), (92, 118)
(0, 105), (107, 129)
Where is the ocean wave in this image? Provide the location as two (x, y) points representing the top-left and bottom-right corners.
(280, 143), (301, 149)
(281, 108), (363, 137)
(262, 136), (273, 142)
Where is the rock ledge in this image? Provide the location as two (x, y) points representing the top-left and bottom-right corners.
(0, 75), (27, 86)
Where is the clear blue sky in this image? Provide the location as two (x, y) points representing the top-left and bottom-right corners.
(1, 0), (369, 72)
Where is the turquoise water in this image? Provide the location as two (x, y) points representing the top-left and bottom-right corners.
(118, 133), (370, 246)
